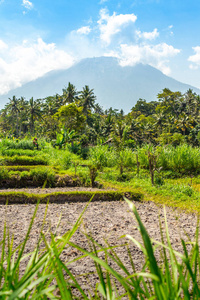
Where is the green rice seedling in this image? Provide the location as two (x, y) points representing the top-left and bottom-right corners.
(42, 146), (79, 170)
(30, 167), (56, 186)
(1, 155), (49, 166)
(19, 170), (31, 180)
(157, 146), (170, 171)
(1, 149), (38, 157)
(0, 138), (34, 150)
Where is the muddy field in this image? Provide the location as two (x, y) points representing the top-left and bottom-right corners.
(0, 197), (198, 297)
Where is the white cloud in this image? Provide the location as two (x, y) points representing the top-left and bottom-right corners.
(77, 26), (91, 35)
(0, 38), (75, 95)
(22, 0), (33, 10)
(188, 47), (200, 69)
(117, 43), (180, 75)
(136, 28), (159, 40)
(0, 40), (8, 51)
(168, 25), (174, 36)
(99, 0), (108, 3)
(97, 8), (137, 45)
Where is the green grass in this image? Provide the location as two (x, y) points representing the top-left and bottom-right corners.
(97, 167), (200, 214)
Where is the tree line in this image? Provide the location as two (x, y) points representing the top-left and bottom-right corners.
(1, 83), (200, 149)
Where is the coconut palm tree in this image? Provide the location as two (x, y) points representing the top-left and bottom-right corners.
(7, 96), (20, 136)
(79, 85), (96, 117)
(27, 97), (41, 134)
(62, 82), (78, 105)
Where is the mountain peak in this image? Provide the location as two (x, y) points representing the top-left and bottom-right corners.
(0, 56), (199, 112)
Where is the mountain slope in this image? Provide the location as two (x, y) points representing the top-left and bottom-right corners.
(0, 56), (199, 112)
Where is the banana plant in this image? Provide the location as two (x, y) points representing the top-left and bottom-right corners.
(54, 127), (78, 148)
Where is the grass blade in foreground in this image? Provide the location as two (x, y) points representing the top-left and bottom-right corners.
(125, 197), (200, 300)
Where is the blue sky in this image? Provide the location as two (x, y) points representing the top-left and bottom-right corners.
(0, 0), (200, 95)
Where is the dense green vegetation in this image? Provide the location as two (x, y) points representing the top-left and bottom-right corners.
(0, 84), (200, 209)
(1, 85), (200, 148)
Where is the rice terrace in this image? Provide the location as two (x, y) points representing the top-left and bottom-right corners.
(0, 86), (200, 299)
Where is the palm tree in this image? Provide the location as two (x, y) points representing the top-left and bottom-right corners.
(42, 96), (58, 116)
(27, 98), (41, 134)
(79, 85), (96, 117)
(7, 96), (20, 136)
(18, 97), (29, 135)
(62, 82), (78, 105)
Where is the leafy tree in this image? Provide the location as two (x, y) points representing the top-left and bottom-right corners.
(131, 99), (158, 117)
(56, 103), (86, 133)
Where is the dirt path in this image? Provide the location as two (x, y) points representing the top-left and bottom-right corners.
(0, 199), (198, 297)
(0, 187), (106, 193)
